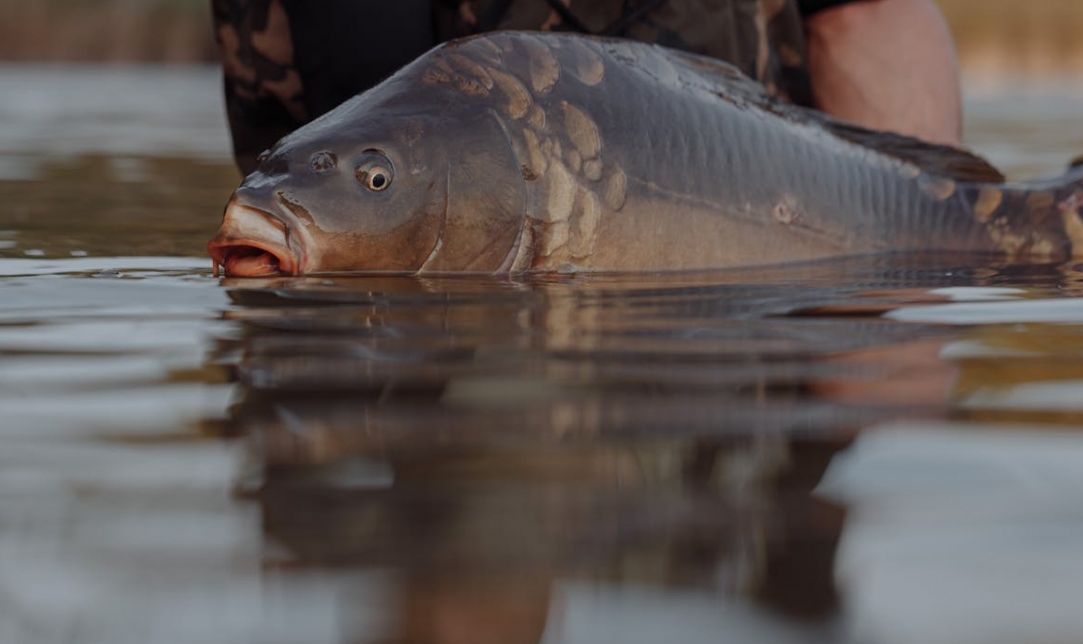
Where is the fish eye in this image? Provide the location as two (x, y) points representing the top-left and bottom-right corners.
(256, 149), (271, 164)
(356, 153), (394, 192)
(310, 151), (337, 173)
(368, 171), (389, 190)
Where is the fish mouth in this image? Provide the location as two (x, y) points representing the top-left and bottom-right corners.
(207, 201), (304, 277)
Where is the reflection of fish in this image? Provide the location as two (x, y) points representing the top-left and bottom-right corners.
(208, 31), (1083, 277)
(224, 274), (852, 615)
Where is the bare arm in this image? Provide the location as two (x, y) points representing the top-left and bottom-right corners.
(804, 0), (963, 146)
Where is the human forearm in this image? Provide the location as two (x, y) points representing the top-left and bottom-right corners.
(804, 0), (963, 146)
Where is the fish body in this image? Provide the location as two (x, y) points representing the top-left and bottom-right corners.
(209, 32), (1083, 276)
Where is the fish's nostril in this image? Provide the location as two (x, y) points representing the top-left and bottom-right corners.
(310, 151), (337, 173)
(253, 153), (290, 177)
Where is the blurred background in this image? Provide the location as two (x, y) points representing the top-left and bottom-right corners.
(937, 0), (1083, 84)
(0, 0), (216, 62)
(2, 0), (1081, 124)
(1, 0), (1081, 77)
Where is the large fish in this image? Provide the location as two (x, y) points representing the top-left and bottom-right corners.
(208, 31), (1083, 277)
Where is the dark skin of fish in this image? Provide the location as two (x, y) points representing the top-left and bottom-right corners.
(208, 32), (1083, 277)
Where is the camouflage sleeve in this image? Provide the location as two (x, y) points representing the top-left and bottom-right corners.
(212, 0), (815, 174)
(211, 0), (308, 175)
(212, 0), (436, 175)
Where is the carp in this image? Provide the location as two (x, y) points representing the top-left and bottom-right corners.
(208, 31), (1083, 277)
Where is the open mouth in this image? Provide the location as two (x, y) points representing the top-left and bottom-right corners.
(207, 202), (303, 277)
(208, 238), (297, 277)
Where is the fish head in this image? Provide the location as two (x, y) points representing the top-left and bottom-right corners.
(209, 74), (528, 277)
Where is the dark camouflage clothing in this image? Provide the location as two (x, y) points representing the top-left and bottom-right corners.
(212, 0), (820, 174)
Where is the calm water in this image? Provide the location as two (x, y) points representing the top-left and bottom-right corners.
(3, 66), (1083, 644)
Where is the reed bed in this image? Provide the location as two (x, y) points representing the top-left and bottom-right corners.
(0, 0), (215, 62)
(937, 0), (1083, 79)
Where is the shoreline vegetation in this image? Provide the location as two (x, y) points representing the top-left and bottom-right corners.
(937, 0), (1083, 83)
(0, 0), (1081, 81)
(0, 0), (216, 63)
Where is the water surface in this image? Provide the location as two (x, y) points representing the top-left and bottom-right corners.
(2, 67), (1083, 644)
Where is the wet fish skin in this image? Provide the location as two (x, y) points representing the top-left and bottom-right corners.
(208, 31), (1083, 276)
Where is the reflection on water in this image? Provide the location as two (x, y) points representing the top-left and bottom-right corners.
(0, 66), (236, 258)
(7, 255), (1083, 643)
(0, 155), (237, 257)
(964, 86), (1083, 181)
(4, 67), (1083, 643)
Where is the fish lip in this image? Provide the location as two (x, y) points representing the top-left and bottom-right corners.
(207, 202), (305, 277)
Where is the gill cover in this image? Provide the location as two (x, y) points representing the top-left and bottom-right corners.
(422, 113), (526, 272)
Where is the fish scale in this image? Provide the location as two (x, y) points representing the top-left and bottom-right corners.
(209, 31), (1083, 277)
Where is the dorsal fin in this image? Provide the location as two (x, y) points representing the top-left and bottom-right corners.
(818, 120), (1006, 184)
(660, 46), (1006, 185)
